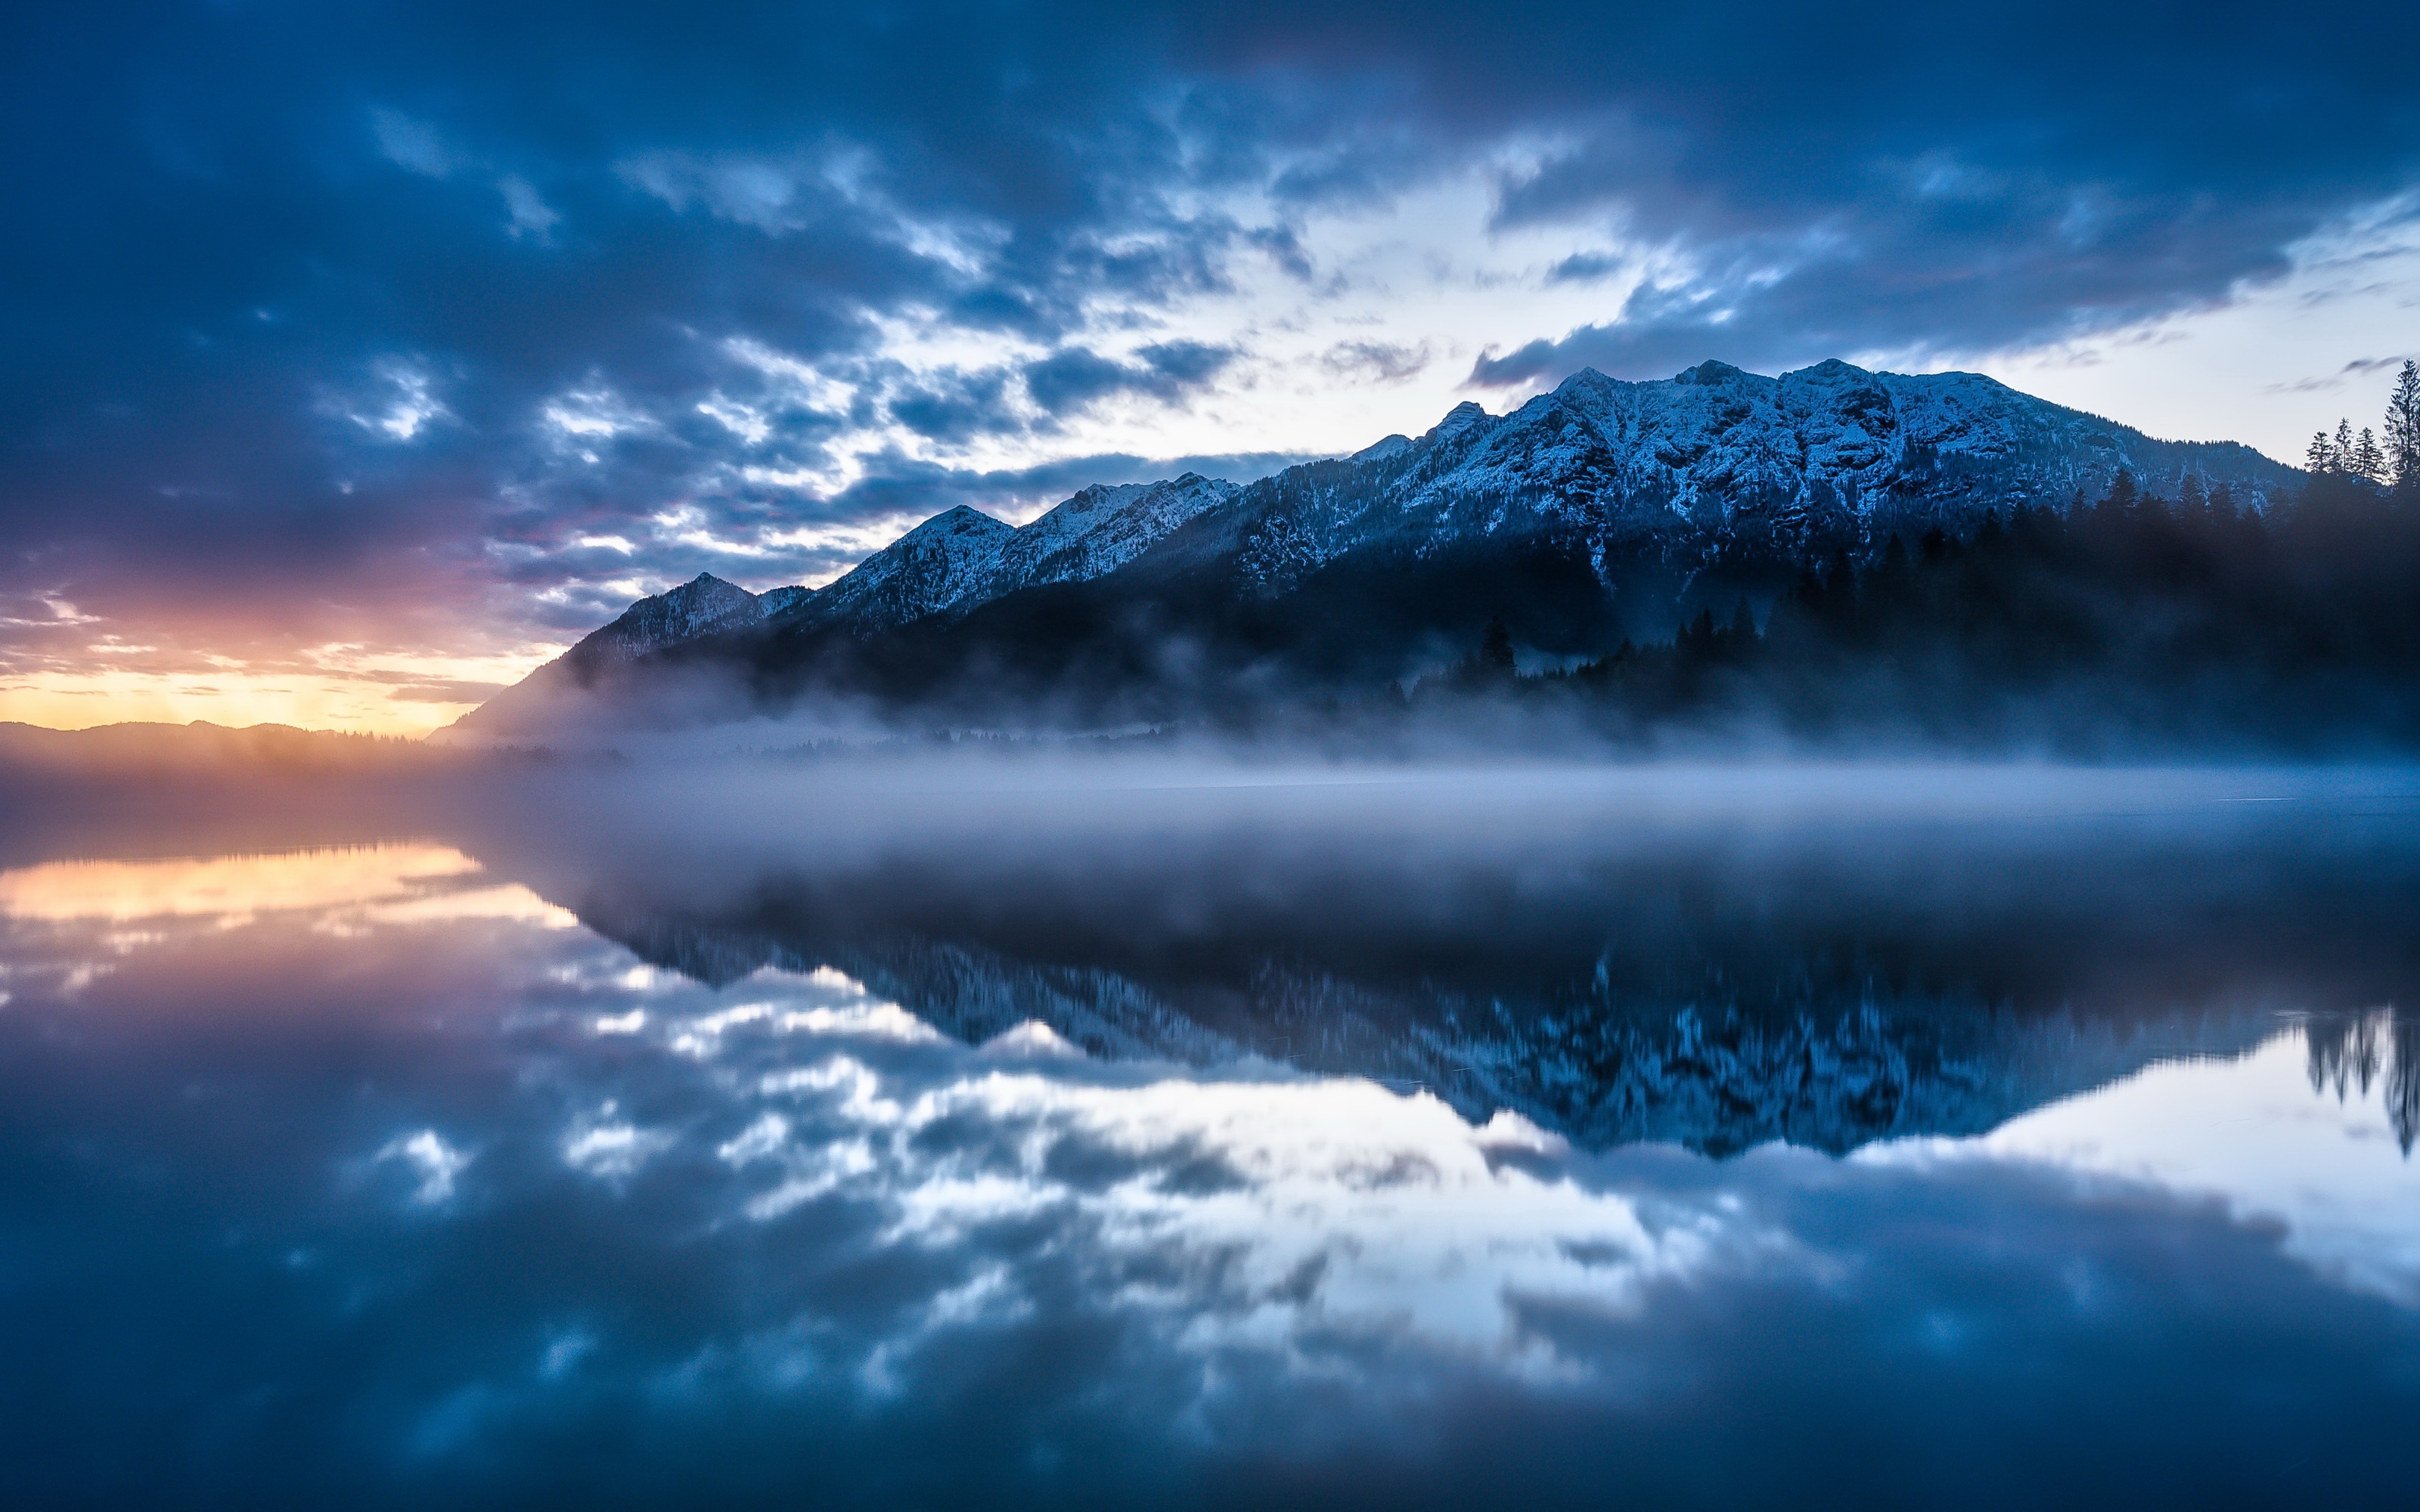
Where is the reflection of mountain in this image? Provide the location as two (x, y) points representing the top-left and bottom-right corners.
(2306, 1011), (2420, 1154)
(575, 897), (2277, 1157)
(463, 769), (2420, 1157)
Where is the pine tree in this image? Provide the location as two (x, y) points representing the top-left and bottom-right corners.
(2308, 429), (2339, 475)
(1822, 547), (1857, 619)
(2335, 418), (2356, 472)
(2106, 467), (2138, 509)
(2180, 473), (2207, 515)
(2353, 427), (2386, 485)
(1479, 615), (1515, 676)
(2386, 359), (2420, 495)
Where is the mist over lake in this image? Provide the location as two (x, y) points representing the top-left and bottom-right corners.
(4, 760), (2417, 1508)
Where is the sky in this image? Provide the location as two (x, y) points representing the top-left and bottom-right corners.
(4, 2), (2418, 735)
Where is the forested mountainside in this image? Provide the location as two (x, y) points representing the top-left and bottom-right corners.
(455, 358), (2326, 744)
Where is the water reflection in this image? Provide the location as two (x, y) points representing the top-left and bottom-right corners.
(2, 773), (2417, 1507)
(473, 767), (2420, 1157)
(2308, 1010), (2420, 1154)
(0, 842), (573, 928)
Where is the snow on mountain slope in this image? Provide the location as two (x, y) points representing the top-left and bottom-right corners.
(469, 475), (1243, 736)
(456, 356), (2307, 736)
(779, 474), (1238, 635)
(781, 506), (1017, 634)
(755, 584), (817, 617)
(993, 473), (1238, 591)
(1227, 359), (2298, 591)
(569, 572), (771, 665)
(557, 360), (2293, 658)
(447, 572), (799, 734)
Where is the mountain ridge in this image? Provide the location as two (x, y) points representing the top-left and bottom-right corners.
(455, 358), (2301, 738)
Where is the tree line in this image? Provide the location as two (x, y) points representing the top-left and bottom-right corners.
(2306, 358), (2420, 494)
(1405, 361), (2420, 753)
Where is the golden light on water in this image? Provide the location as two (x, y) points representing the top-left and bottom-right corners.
(0, 844), (577, 928)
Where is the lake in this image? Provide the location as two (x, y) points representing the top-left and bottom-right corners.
(3, 763), (2416, 1507)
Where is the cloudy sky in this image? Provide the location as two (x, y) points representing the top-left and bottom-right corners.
(5, 2), (2418, 733)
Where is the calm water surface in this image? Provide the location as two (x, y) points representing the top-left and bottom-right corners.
(3, 765), (2417, 1508)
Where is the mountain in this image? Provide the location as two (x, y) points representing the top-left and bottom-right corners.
(456, 472), (1238, 735)
(1186, 358), (2294, 597)
(574, 572), (769, 665)
(780, 473), (1239, 635)
(453, 359), (2303, 737)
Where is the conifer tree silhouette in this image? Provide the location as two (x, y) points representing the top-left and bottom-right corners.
(1479, 615), (1515, 677)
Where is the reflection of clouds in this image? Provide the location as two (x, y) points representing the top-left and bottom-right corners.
(560, 1101), (679, 1180)
(663, 981), (1749, 1377)
(12, 844), (2420, 1501)
(668, 985), (942, 1059)
(56, 962), (113, 996)
(377, 1129), (473, 1204)
(1862, 1027), (2420, 1306)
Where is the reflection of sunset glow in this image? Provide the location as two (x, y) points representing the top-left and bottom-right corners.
(0, 844), (572, 928)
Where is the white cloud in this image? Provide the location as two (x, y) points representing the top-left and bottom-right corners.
(499, 175), (560, 238)
(355, 361), (448, 442)
(560, 1101), (679, 1179)
(377, 1128), (473, 1204)
(368, 107), (455, 178)
(541, 386), (654, 442)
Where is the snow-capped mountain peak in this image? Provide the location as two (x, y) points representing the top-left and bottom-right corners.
(786, 506), (1016, 634)
(1227, 358), (2296, 590)
(457, 355), (2304, 737)
(995, 472), (1238, 590)
(779, 475), (1238, 636)
(574, 572), (767, 665)
(1425, 400), (1491, 445)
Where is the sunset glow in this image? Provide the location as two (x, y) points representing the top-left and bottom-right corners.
(0, 647), (561, 736)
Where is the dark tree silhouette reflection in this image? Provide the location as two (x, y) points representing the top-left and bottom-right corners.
(2307, 1009), (2418, 1155)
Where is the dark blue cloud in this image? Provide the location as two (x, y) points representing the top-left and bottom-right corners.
(2, 1), (2415, 647)
(1022, 341), (1239, 415)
